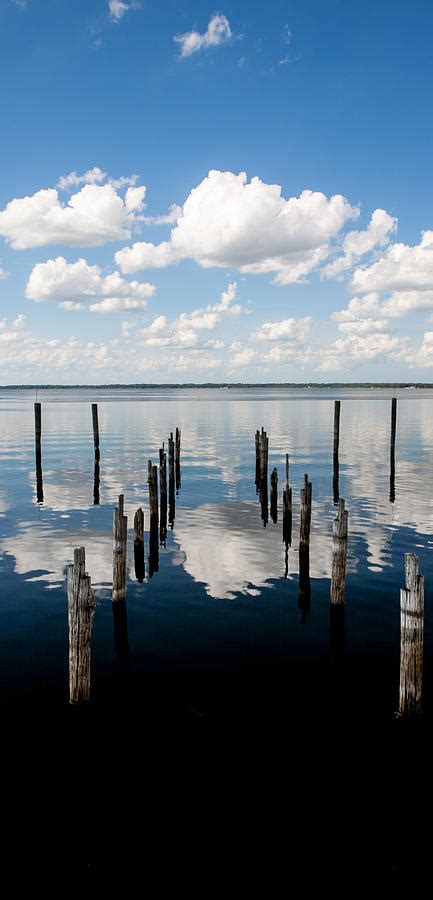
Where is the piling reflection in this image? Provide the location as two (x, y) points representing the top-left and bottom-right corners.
(34, 402), (43, 504)
(112, 601), (130, 675)
(298, 547), (311, 623)
(333, 452), (339, 505)
(270, 468), (278, 523)
(93, 459), (100, 506)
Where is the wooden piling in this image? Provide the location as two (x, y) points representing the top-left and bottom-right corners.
(92, 403), (100, 461)
(283, 486), (292, 548)
(168, 434), (175, 527)
(148, 463), (159, 575)
(134, 507), (145, 582)
(333, 400), (340, 505)
(270, 467), (278, 523)
(175, 427), (181, 492)
(34, 401), (43, 503)
(299, 475), (312, 550)
(159, 446), (167, 544)
(255, 430), (260, 490)
(113, 494), (127, 602)
(330, 498), (348, 605)
(390, 397), (397, 503)
(68, 547), (96, 704)
(399, 553), (424, 716)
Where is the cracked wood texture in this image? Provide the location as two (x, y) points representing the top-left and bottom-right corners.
(399, 552), (424, 715)
(113, 494), (127, 602)
(68, 546), (96, 704)
(331, 498), (348, 605)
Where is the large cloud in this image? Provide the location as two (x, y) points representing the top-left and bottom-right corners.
(25, 256), (155, 313)
(0, 182), (146, 249)
(351, 230), (433, 293)
(115, 170), (359, 284)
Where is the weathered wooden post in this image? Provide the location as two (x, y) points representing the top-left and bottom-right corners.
(390, 397), (397, 503)
(330, 498), (348, 605)
(91, 403), (100, 462)
(134, 507), (145, 582)
(283, 485), (292, 548)
(148, 462), (159, 575)
(270, 467), (278, 523)
(159, 446), (167, 544)
(299, 475), (312, 550)
(399, 553), (424, 716)
(113, 494), (127, 602)
(68, 547), (96, 704)
(333, 400), (340, 505)
(168, 434), (175, 528)
(175, 427), (181, 492)
(255, 430), (260, 490)
(34, 401), (43, 503)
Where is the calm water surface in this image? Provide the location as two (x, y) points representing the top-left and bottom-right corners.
(1, 386), (432, 722)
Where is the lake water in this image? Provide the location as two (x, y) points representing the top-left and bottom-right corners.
(1, 386), (432, 725)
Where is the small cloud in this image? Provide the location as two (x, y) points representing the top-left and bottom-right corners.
(174, 14), (232, 59)
(278, 56), (290, 66)
(0, 261), (9, 279)
(108, 1), (139, 22)
(238, 56), (246, 67)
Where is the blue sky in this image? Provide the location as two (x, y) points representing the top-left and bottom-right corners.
(1, 0), (433, 382)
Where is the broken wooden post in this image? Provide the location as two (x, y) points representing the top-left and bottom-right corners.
(299, 475), (312, 550)
(159, 446), (167, 544)
(330, 498), (348, 605)
(92, 403), (100, 462)
(175, 427), (181, 492)
(34, 401), (43, 503)
(390, 397), (397, 503)
(68, 546), (96, 704)
(333, 400), (340, 505)
(399, 553), (424, 716)
(270, 467), (278, 523)
(113, 494), (127, 602)
(134, 507), (145, 582)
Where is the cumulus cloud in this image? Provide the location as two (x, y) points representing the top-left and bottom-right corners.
(337, 318), (390, 335)
(0, 261), (8, 279)
(174, 14), (232, 58)
(230, 345), (257, 367)
(405, 331), (433, 368)
(25, 256), (155, 313)
(137, 282), (242, 348)
(56, 167), (107, 191)
(251, 315), (313, 342)
(351, 230), (433, 293)
(321, 209), (397, 280)
(317, 332), (406, 372)
(115, 169), (358, 284)
(0, 179), (146, 249)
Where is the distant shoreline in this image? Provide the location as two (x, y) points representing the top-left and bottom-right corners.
(0, 383), (432, 390)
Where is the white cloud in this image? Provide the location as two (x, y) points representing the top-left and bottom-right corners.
(56, 167), (107, 191)
(58, 301), (85, 312)
(0, 180), (145, 249)
(108, 1), (139, 21)
(351, 230), (433, 293)
(337, 318), (390, 335)
(321, 209), (397, 280)
(25, 256), (155, 313)
(251, 315), (313, 342)
(143, 204), (183, 226)
(0, 261), (9, 279)
(174, 14), (232, 58)
(137, 283), (241, 348)
(230, 345), (257, 367)
(405, 331), (433, 368)
(317, 332), (406, 372)
(115, 169), (358, 284)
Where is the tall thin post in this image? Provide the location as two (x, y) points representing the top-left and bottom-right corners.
(330, 498), (348, 605)
(68, 547), (96, 704)
(333, 400), (340, 505)
(299, 474), (312, 551)
(160, 446), (167, 544)
(390, 397), (397, 503)
(92, 403), (100, 462)
(113, 494), (127, 602)
(34, 401), (43, 503)
(270, 467), (278, 523)
(175, 427), (181, 492)
(168, 434), (175, 528)
(134, 507), (145, 583)
(399, 553), (424, 715)
(148, 463), (159, 575)
(299, 475), (312, 623)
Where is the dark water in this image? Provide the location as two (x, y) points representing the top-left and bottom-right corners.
(1, 385), (432, 721)
(2, 386), (432, 878)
